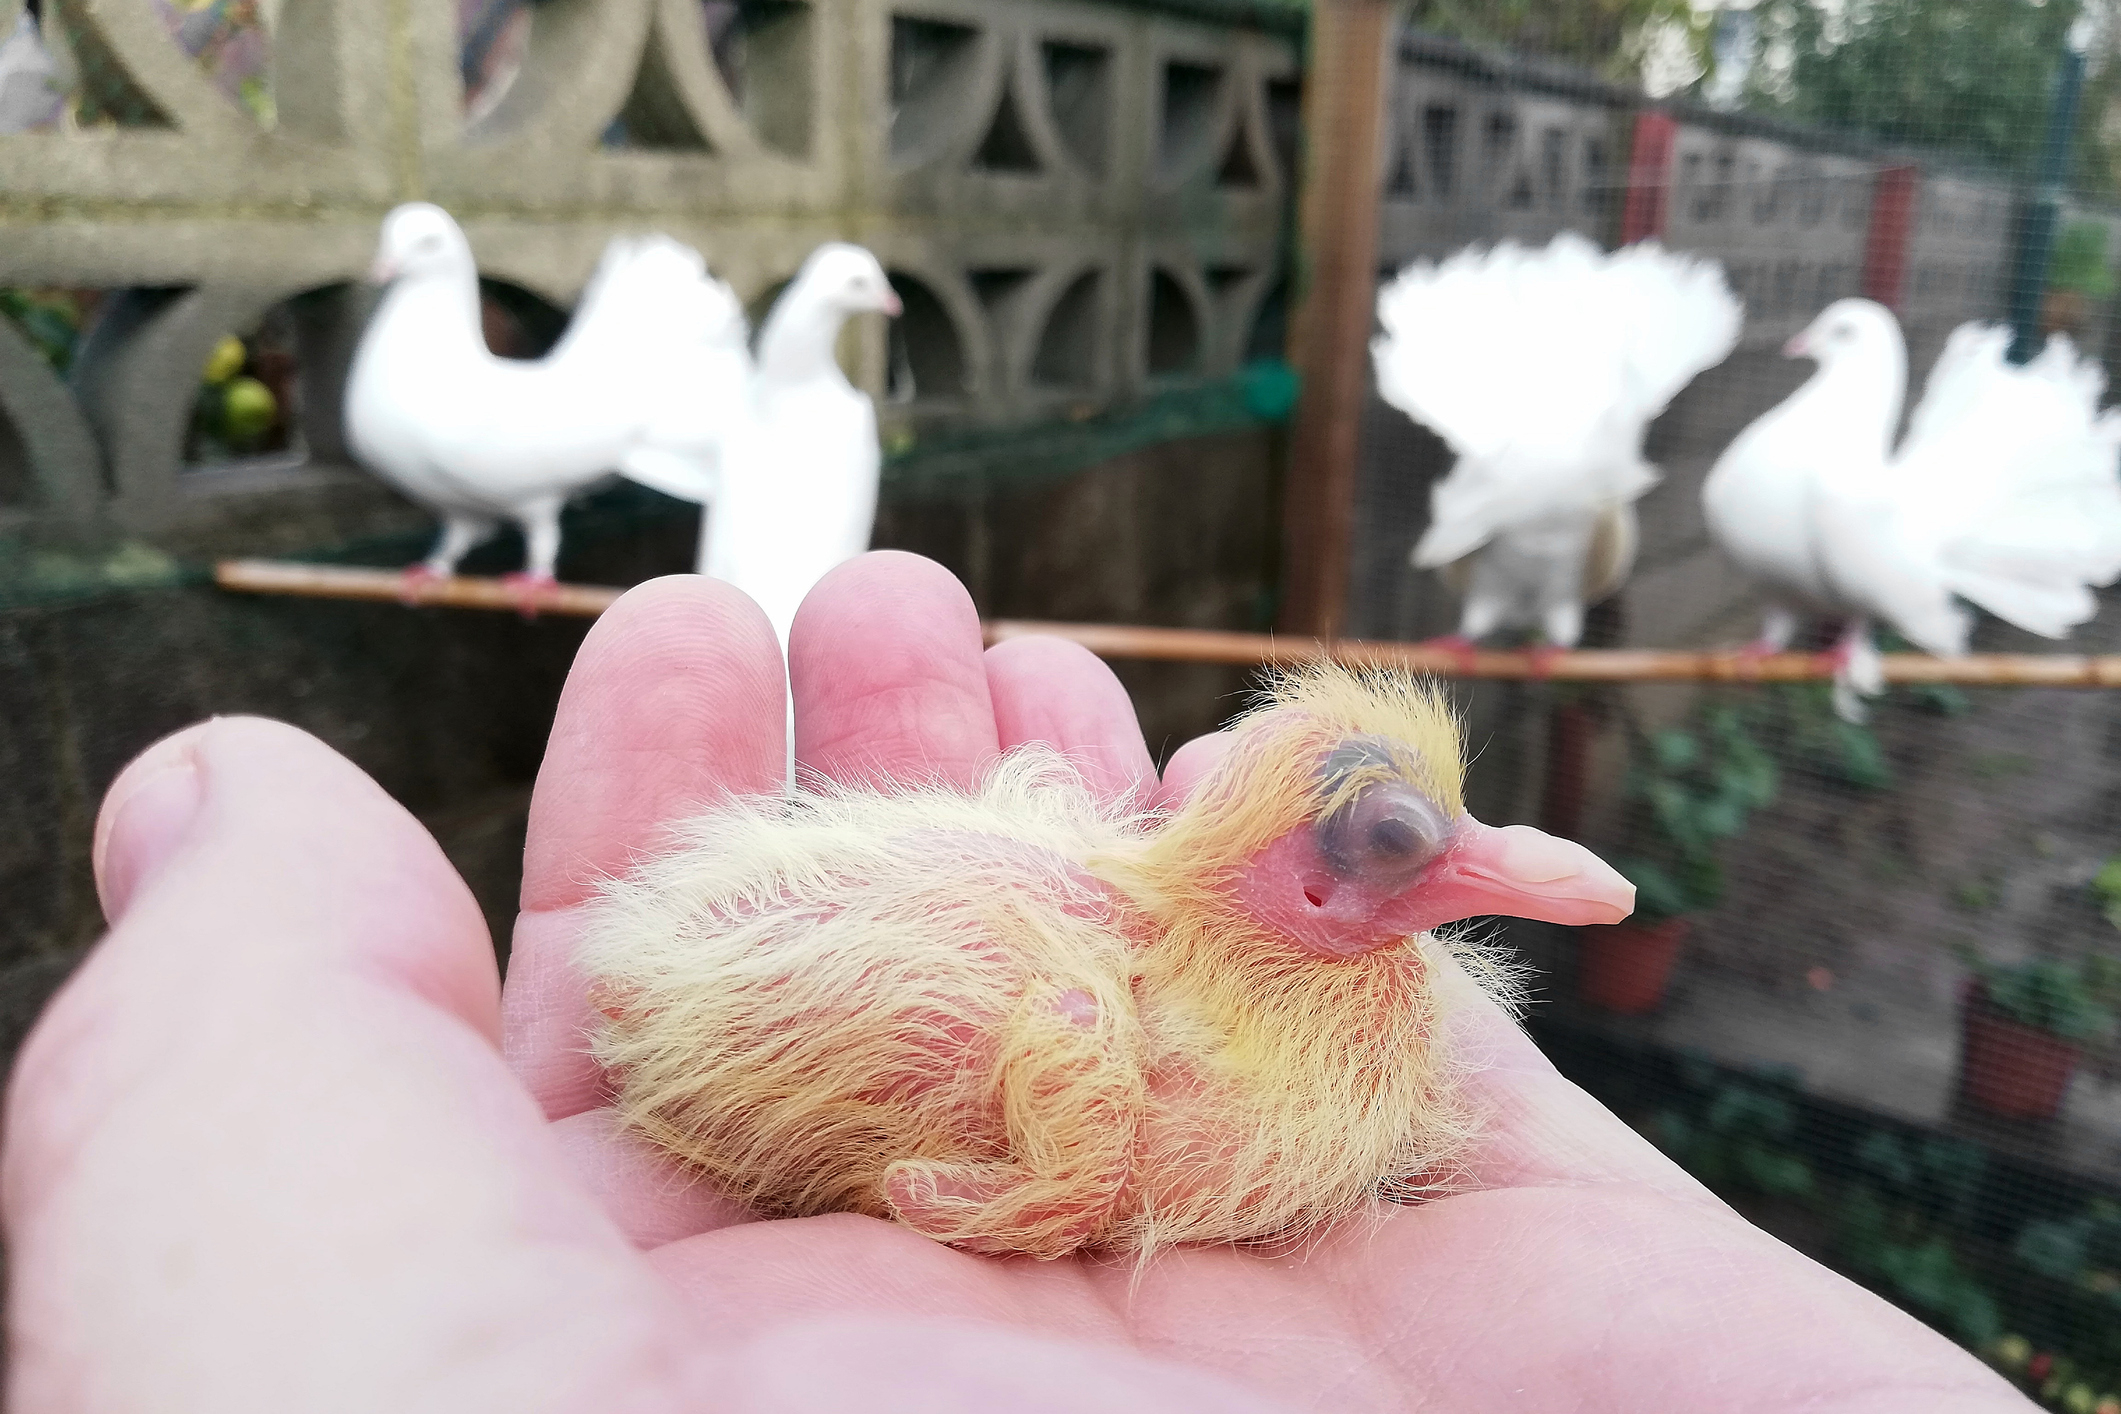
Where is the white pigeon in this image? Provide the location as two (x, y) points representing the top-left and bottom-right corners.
(344, 202), (727, 608)
(692, 242), (900, 647)
(1373, 232), (1743, 653)
(1703, 297), (2121, 721)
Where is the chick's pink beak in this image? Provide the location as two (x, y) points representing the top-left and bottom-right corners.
(1233, 815), (1634, 960)
(879, 290), (903, 317)
(1783, 332), (1811, 358)
(1392, 818), (1635, 934)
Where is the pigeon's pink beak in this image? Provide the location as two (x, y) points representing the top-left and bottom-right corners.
(1783, 331), (1811, 358)
(1234, 815), (1635, 960)
(879, 290), (904, 318)
(369, 256), (398, 285)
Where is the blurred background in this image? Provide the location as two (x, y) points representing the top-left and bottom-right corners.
(4, 0), (2121, 1402)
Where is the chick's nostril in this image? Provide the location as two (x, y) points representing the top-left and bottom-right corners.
(1303, 882), (1330, 908)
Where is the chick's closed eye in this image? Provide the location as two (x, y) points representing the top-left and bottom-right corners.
(1315, 738), (1453, 888)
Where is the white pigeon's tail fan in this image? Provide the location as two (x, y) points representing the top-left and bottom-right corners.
(1892, 324), (2121, 641)
(1373, 234), (1739, 460)
(550, 234), (713, 372)
(1373, 232), (1611, 466)
(1376, 232), (1741, 577)
(1604, 240), (1745, 422)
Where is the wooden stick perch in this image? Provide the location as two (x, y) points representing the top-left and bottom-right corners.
(217, 559), (624, 617)
(214, 560), (2121, 687)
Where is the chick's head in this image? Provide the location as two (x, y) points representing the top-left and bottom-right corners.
(1128, 665), (1633, 958)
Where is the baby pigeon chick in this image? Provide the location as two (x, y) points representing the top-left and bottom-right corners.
(583, 666), (1632, 1260)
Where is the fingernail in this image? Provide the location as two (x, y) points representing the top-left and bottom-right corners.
(93, 736), (206, 925)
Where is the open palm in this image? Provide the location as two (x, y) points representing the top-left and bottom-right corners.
(7, 552), (2027, 1412)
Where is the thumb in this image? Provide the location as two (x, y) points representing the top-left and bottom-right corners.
(7, 718), (708, 1411)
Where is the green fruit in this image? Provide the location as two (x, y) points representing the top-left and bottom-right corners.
(202, 334), (246, 385)
(1994, 1335), (2033, 1370)
(221, 376), (278, 445)
(2067, 1386), (2100, 1414)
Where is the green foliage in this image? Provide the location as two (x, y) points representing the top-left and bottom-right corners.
(1775, 683), (1893, 789)
(1868, 1230), (2004, 1345)
(1407, 0), (1702, 78)
(1618, 702), (1778, 919)
(1742, 0), (2089, 179)
(2016, 1200), (2121, 1291)
(2089, 861), (2121, 932)
(0, 288), (85, 374)
(2050, 222), (2118, 299)
(1652, 1076), (1817, 1199)
(1905, 683), (1974, 718)
(1970, 956), (2116, 1043)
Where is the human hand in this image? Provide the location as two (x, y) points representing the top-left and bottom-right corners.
(6, 552), (2030, 1411)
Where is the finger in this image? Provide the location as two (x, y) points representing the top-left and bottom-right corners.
(519, 575), (785, 914)
(1148, 732), (1234, 810)
(984, 637), (1155, 804)
(790, 552), (999, 789)
(8, 718), (707, 1408)
(507, 576), (784, 1121)
(549, 1108), (756, 1249)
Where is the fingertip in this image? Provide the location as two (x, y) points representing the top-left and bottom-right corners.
(790, 552), (998, 787)
(523, 573), (785, 914)
(93, 721), (209, 926)
(1150, 731), (1236, 809)
(94, 716), (411, 927)
(984, 636), (1155, 804)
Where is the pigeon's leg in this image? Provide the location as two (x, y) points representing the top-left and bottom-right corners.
(1414, 634), (1480, 677)
(882, 981), (1136, 1258)
(1824, 618), (1884, 723)
(403, 515), (497, 603)
(1527, 598), (1584, 678)
(1416, 595), (1502, 677)
(502, 496), (564, 619)
(1741, 604), (1798, 659)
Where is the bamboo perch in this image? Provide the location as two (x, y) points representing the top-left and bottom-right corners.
(213, 560), (2121, 687)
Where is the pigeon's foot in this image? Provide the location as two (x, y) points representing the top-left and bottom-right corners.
(502, 571), (559, 620)
(1723, 637), (1782, 681)
(1822, 626), (1884, 722)
(1415, 634), (1481, 677)
(398, 565), (447, 606)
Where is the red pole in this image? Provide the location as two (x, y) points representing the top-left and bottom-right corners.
(1620, 111), (1678, 244)
(1863, 165), (1921, 309)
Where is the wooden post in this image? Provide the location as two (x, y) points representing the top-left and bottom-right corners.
(1276, 0), (1393, 641)
(1863, 164), (1920, 310)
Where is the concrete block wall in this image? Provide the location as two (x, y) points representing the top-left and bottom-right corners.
(0, 0), (1297, 556)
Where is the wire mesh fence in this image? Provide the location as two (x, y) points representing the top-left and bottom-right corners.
(1355, 4), (2121, 1401)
